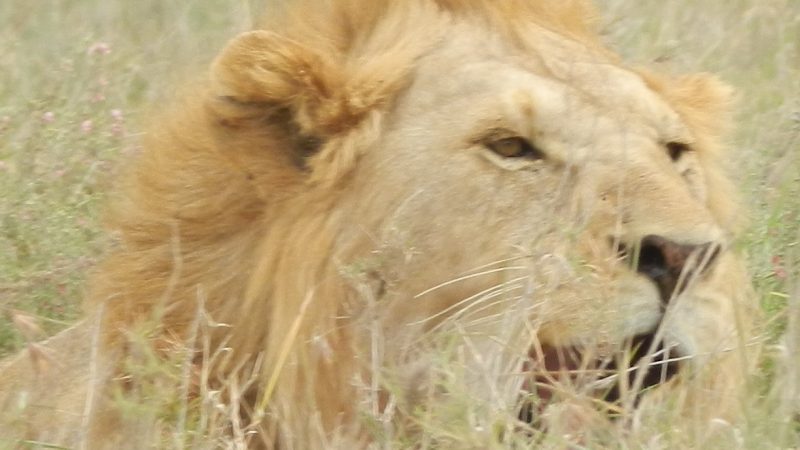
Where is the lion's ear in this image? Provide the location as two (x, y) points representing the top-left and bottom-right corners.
(668, 74), (733, 140)
(639, 70), (733, 141)
(212, 30), (380, 139)
(212, 30), (415, 186)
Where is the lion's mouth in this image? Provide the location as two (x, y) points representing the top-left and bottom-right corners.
(520, 331), (683, 422)
(599, 332), (682, 403)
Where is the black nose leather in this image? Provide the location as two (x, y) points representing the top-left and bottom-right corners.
(636, 235), (720, 304)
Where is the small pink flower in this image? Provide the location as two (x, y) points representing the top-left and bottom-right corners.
(81, 119), (93, 133)
(771, 255), (787, 280)
(0, 160), (8, 172)
(110, 123), (125, 137)
(42, 111), (55, 123)
(87, 42), (111, 56)
(110, 109), (123, 121)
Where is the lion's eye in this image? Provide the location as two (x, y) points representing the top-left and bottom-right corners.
(486, 137), (544, 160)
(666, 142), (690, 162)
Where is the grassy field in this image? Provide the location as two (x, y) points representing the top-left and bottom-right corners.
(0, 0), (267, 353)
(0, 0), (798, 447)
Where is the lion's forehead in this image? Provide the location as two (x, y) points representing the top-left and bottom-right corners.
(410, 26), (690, 156)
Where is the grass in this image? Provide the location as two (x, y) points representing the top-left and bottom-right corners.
(0, 0), (798, 448)
(0, 0), (267, 354)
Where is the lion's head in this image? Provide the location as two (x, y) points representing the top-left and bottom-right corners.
(82, 0), (756, 446)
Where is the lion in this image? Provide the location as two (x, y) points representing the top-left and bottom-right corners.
(0, 0), (757, 448)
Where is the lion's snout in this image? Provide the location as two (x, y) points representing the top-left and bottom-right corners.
(616, 235), (722, 304)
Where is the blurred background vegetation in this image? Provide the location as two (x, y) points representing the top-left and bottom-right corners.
(0, 0), (268, 352)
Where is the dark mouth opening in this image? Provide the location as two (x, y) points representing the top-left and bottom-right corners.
(519, 331), (682, 424)
(601, 332), (681, 404)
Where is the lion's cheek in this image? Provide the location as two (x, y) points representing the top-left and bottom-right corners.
(662, 252), (755, 366)
(663, 291), (745, 369)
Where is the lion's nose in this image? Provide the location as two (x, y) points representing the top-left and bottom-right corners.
(636, 235), (720, 304)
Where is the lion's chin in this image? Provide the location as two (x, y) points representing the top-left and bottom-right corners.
(521, 330), (684, 422)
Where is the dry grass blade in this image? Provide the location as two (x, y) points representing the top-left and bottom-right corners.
(11, 310), (44, 343)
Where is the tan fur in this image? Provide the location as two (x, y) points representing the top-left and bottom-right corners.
(0, 1), (757, 448)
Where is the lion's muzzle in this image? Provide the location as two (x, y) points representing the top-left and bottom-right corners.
(619, 234), (722, 304)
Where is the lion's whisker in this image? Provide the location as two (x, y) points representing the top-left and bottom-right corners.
(446, 294), (529, 329)
(431, 293), (527, 335)
(410, 277), (527, 328)
(458, 255), (533, 273)
(413, 267), (527, 299)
